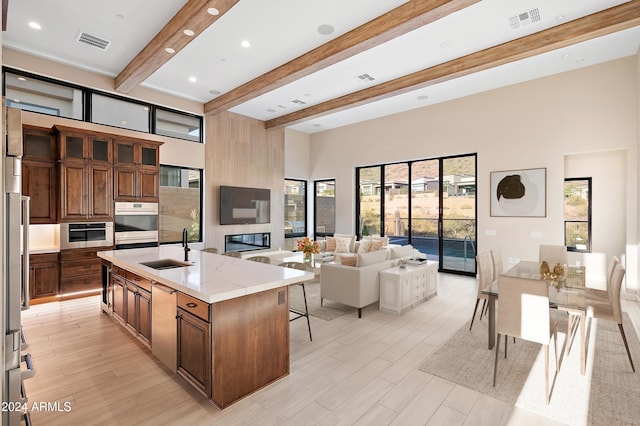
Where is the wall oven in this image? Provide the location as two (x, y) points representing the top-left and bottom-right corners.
(60, 222), (114, 250)
(114, 202), (159, 249)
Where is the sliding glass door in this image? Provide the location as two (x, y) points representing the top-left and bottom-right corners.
(356, 154), (476, 275)
(440, 155), (477, 274)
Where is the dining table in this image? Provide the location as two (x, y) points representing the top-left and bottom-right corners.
(481, 260), (587, 375)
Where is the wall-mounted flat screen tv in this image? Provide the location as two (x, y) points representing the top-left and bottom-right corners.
(220, 186), (271, 225)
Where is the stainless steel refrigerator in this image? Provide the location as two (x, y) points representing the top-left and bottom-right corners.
(2, 107), (35, 425)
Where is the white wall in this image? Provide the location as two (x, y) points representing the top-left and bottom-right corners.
(295, 56), (639, 294)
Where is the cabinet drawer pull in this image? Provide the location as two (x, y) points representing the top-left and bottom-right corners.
(186, 302), (197, 308)
(153, 283), (176, 294)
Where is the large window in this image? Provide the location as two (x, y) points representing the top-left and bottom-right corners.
(356, 154), (477, 275)
(3, 67), (203, 143)
(284, 179), (307, 239)
(564, 177), (591, 252)
(314, 179), (335, 239)
(159, 165), (203, 244)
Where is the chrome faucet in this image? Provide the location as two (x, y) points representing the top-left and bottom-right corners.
(182, 228), (190, 261)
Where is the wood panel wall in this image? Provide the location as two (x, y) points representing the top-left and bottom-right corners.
(205, 111), (285, 253)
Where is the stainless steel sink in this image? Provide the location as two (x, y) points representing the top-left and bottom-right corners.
(140, 259), (192, 270)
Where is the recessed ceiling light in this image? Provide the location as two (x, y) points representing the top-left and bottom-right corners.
(207, 7), (220, 15)
(417, 95), (429, 100)
(241, 40), (250, 48)
(562, 53), (570, 59)
(576, 59), (585, 65)
(121, 120), (127, 125)
(317, 24), (334, 35)
(209, 89), (221, 95)
(313, 124), (322, 128)
(17, 77), (26, 81)
(220, 58), (226, 62)
(189, 76), (197, 83)
(556, 14), (566, 20)
(165, 47), (175, 54)
(28, 21), (41, 30)
(183, 29), (195, 36)
(266, 108), (276, 113)
(116, 14), (125, 20)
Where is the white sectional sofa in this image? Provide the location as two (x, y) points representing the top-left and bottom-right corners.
(320, 244), (414, 318)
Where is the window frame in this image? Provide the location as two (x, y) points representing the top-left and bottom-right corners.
(159, 165), (204, 244)
(564, 177), (592, 253)
(284, 178), (307, 239)
(3, 67), (203, 143)
(314, 179), (335, 239)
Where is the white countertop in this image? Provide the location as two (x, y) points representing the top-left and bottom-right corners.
(97, 246), (315, 304)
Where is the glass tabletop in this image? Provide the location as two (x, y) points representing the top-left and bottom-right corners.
(482, 260), (586, 311)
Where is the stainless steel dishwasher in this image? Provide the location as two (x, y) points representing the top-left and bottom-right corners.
(151, 282), (177, 371)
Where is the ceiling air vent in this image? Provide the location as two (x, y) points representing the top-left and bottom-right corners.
(356, 73), (375, 82)
(290, 99), (307, 106)
(77, 32), (111, 50)
(508, 8), (541, 30)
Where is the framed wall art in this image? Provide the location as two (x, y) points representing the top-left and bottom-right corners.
(490, 167), (546, 217)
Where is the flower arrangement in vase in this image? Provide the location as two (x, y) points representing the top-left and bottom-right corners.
(297, 236), (320, 263)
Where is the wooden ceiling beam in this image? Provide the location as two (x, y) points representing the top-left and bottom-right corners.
(115, 0), (239, 94)
(265, 1), (640, 129)
(203, 0), (480, 115)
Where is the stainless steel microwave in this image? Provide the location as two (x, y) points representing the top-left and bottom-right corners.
(60, 222), (114, 250)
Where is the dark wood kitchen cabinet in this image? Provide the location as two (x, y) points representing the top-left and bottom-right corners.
(59, 248), (104, 298)
(113, 138), (162, 202)
(55, 125), (113, 222)
(22, 126), (58, 224)
(112, 267), (152, 348)
(29, 252), (60, 302)
(177, 293), (211, 397)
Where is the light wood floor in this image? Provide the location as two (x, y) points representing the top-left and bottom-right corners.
(21, 273), (640, 426)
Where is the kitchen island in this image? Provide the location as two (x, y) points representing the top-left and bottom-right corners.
(97, 246), (314, 409)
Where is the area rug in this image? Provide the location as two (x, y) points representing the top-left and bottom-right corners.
(289, 280), (354, 321)
(418, 310), (640, 425)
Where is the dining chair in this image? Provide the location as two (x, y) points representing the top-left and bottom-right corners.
(567, 256), (621, 355)
(538, 244), (568, 269)
(247, 255), (271, 264)
(490, 247), (503, 282)
(280, 261), (312, 341)
(586, 263), (635, 372)
(201, 247), (218, 254)
(493, 275), (558, 405)
(470, 252), (492, 331)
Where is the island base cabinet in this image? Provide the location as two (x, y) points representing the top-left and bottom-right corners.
(177, 308), (211, 397)
(211, 286), (290, 409)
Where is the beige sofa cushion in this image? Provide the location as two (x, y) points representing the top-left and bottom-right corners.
(334, 233), (356, 252)
(390, 244), (414, 259)
(335, 237), (352, 253)
(339, 255), (357, 266)
(325, 237), (337, 252)
(356, 249), (389, 267)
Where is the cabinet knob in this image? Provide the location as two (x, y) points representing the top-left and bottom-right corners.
(186, 302), (197, 308)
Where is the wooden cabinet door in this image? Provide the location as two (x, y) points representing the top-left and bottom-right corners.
(139, 168), (159, 202)
(29, 254), (59, 299)
(137, 288), (152, 346)
(112, 275), (125, 322)
(114, 167), (137, 201)
(125, 283), (137, 332)
(22, 161), (57, 224)
(89, 164), (112, 219)
(60, 163), (87, 221)
(177, 308), (211, 397)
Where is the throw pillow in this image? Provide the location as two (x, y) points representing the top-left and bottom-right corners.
(356, 249), (389, 267)
(369, 239), (385, 252)
(390, 244), (414, 259)
(325, 237), (336, 252)
(357, 240), (373, 254)
(339, 255), (357, 266)
(335, 237), (352, 253)
(334, 234), (356, 252)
